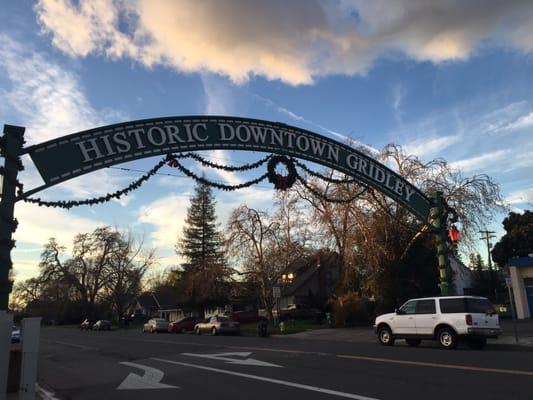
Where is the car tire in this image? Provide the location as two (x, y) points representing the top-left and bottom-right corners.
(406, 339), (421, 347)
(437, 327), (457, 349)
(212, 327), (217, 336)
(196, 327), (201, 335)
(467, 337), (486, 350)
(150, 327), (154, 334)
(378, 326), (394, 346)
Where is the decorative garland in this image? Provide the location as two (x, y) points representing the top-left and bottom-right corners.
(180, 152), (272, 171)
(267, 156), (297, 190)
(297, 175), (368, 203)
(166, 154), (269, 191)
(293, 159), (357, 185)
(22, 157), (169, 209)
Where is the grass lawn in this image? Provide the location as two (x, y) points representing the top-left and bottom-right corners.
(240, 319), (328, 337)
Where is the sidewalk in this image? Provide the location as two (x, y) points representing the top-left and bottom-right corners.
(274, 318), (533, 347)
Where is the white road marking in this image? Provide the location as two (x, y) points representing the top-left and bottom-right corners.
(181, 352), (283, 367)
(53, 341), (99, 351)
(117, 361), (178, 390)
(152, 357), (380, 400)
(36, 383), (61, 400)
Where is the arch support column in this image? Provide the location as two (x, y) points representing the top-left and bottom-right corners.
(0, 125), (25, 310)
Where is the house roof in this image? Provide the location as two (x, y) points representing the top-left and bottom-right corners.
(281, 251), (339, 296)
(137, 292), (158, 310)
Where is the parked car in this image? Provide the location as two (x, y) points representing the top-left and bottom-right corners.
(279, 304), (324, 322)
(168, 317), (200, 333)
(374, 296), (501, 349)
(143, 318), (169, 333)
(194, 316), (240, 336)
(80, 318), (94, 330)
(92, 320), (112, 331)
(11, 326), (20, 343)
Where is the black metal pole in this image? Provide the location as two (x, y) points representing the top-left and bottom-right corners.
(430, 191), (450, 296)
(0, 125), (25, 310)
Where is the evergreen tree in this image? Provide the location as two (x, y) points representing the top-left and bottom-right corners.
(176, 181), (229, 313)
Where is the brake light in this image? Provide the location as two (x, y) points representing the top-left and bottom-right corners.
(465, 314), (472, 326)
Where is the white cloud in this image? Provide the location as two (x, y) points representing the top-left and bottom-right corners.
(404, 134), (461, 158)
(13, 202), (105, 250)
(504, 111), (533, 131)
(0, 34), (134, 204)
(0, 34), (124, 144)
(34, 0), (533, 85)
(450, 149), (511, 172)
(506, 188), (533, 205)
(138, 193), (190, 251)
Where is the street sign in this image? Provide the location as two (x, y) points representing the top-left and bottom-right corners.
(273, 286), (281, 298)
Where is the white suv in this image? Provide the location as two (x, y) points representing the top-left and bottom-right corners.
(374, 296), (501, 349)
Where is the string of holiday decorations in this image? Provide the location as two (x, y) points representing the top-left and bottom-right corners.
(166, 154), (269, 191)
(180, 152), (272, 171)
(296, 175), (368, 204)
(21, 157), (169, 209)
(293, 159), (358, 185)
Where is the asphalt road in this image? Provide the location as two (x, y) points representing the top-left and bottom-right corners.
(38, 327), (533, 400)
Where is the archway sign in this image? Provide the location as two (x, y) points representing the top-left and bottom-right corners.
(0, 117), (452, 309)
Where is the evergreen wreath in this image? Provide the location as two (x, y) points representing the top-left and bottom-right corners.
(267, 155), (297, 190)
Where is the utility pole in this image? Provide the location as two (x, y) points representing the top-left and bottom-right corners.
(479, 230), (497, 300)
(479, 230), (496, 271)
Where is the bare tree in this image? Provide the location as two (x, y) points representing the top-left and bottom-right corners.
(227, 205), (277, 318)
(104, 231), (156, 323)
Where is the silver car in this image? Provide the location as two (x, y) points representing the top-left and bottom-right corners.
(194, 316), (240, 336)
(143, 318), (169, 333)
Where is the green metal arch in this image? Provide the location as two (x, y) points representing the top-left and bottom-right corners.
(19, 115), (432, 220)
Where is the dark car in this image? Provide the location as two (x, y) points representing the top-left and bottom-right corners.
(227, 310), (265, 324)
(80, 318), (94, 330)
(92, 320), (112, 331)
(280, 304), (324, 322)
(168, 317), (200, 333)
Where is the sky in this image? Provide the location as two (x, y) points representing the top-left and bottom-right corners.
(1, 0), (532, 282)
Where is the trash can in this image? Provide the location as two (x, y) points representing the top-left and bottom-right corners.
(8, 347), (22, 393)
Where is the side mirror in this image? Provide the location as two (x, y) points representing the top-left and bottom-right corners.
(395, 308), (403, 315)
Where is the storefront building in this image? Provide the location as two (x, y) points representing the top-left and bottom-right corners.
(509, 257), (533, 319)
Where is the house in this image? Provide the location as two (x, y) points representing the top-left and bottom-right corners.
(133, 291), (188, 322)
(278, 251), (340, 310)
(449, 254), (474, 295)
(508, 256), (533, 319)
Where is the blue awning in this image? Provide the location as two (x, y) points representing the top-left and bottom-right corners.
(508, 257), (533, 267)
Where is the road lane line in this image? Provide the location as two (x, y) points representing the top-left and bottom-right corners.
(151, 357), (380, 400)
(52, 341), (99, 351)
(120, 337), (329, 355)
(336, 355), (533, 377)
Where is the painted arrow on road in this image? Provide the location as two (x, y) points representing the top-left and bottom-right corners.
(181, 352), (283, 367)
(117, 361), (178, 390)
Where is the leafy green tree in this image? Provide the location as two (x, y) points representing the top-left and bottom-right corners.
(176, 181), (230, 313)
(492, 211), (533, 267)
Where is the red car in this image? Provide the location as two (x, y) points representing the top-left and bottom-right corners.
(168, 317), (200, 333)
